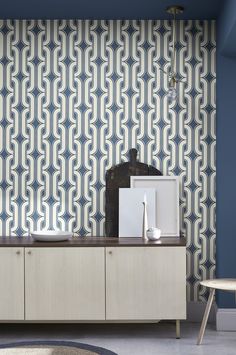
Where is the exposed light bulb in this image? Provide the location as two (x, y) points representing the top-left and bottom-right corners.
(163, 6), (184, 104)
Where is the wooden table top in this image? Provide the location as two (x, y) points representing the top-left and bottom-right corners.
(0, 236), (186, 247)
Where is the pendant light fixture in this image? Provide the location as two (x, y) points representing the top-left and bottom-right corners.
(161, 5), (184, 103)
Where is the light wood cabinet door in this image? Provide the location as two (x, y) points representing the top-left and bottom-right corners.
(25, 247), (105, 320)
(106, 246), (186, 320)
(0, 248), (24, 320)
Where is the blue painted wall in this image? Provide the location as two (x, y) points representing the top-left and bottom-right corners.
(217, 0), (236, 308)
(217, 0), (236, 57)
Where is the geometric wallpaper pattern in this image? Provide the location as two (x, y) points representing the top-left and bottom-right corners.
(0, 20), (216, 302)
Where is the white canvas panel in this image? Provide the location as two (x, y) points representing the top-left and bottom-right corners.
(119, 188), (156, 238)
(130, 176), (179, 237)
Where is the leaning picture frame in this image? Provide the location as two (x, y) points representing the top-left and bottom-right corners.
(130, 176), (180, 237)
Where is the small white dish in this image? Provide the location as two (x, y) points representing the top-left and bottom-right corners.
(146, 228), (161, 241)
(31, 231), (72, 242)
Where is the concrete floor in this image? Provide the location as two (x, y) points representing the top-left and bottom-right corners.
(0, 322), (235, 355)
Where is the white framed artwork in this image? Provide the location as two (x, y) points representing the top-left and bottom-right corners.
(130, 176), (180, 237)
(119, 188), (156, 238)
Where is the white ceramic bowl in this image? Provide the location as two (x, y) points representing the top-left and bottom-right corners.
(146, 228), (161, 241)
(31, 231), (72, 242)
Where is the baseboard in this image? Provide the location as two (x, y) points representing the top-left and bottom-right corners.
(216, 309), (236, 331)
(187, 301), (216, 323)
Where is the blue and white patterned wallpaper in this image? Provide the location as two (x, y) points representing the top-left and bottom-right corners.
(0, 20), (215, 301)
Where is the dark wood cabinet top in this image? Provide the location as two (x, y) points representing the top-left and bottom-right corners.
(0, 236), (186, 247)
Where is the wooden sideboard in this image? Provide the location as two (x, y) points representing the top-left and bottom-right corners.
(0, 237), (186, 337)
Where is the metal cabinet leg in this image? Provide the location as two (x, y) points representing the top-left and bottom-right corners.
(197, 288), (215, 345)
(176, 320), (180, 339)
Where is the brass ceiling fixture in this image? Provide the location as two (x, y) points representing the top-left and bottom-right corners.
(161, 5), (184, 103)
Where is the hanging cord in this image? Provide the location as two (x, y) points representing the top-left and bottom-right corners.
(170, 9), (177, 78)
